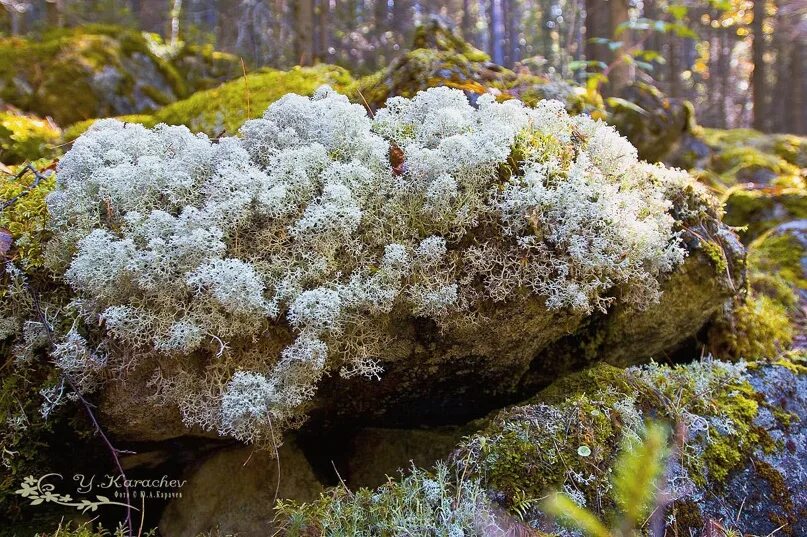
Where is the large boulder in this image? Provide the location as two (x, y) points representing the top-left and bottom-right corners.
(28, 86), (743, 450)
(607, 82), (699, 163)
(63, 64), (355, 140)
(687, 128), (807, 189)
(707, 218), (805, 360)
(353, 18), (603, 117)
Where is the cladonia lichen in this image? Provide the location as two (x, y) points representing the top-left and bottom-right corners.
(46, 86), (699, 446)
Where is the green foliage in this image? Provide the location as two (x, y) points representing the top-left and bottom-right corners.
(611, 423), (669, 526)
(0, 111), (61, 165)
(543, 423), (669, 537)
(275, 463), (492, 537)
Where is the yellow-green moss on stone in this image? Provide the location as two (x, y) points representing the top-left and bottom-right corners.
(0, 25), (241, 127)
(0, 109), (61, 165)
(722, 186), (807, 243)
(0, 159), (56, 270)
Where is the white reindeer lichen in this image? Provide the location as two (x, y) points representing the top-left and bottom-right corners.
(46, 86), (704, 445)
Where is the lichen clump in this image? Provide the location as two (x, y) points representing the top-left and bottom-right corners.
(46, 86), (697, 446)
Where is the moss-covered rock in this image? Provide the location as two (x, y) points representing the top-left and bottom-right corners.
(0, 25), (240, 126)
(64, 64), (355, 139)
(159, 440), (322, 537)
(149, 64), (354, 136)
(722, 184), (807, 242)
(352, 18), (604, 119)
(0, 108), (61, 165)
(0, 159), (56, 269)
(607, 82), (699, 163)
(705, 216), (806, 367)
(274, 358), (806, 537)
(693, 128), (807, 189)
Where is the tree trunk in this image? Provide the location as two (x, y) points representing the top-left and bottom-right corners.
(486, 0), (504, 64)
(170, 0), (183, 46)
(607, 0), (632, 94)
(462, 0), (474, 40)
(751, 0), (767, 131)
(585, 0), (609, 67)
(295, 0), (315, 66)
(316, 0), (330, 62)
(787, 35), (806, 133)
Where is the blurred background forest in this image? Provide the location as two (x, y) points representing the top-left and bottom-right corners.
(1, 0), (805, 134)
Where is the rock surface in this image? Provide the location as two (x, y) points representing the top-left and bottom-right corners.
(159, 439), (322, 537)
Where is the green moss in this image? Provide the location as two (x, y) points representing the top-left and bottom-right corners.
(410, 19), (490, 63)
(0, 25), (241, 127)
(61, 113), (157, 142)
(669, 500), (705, 533)
(698, 128), (807, 192)
(0, 159), (57, 270)
(274, 360), (802, 533)
(749, 230), (807, 291)
(771, 134), (807, 168)
(85, 64), (353, 137)
(709, 295), (794, 361)
(697, 382), (766, 484)
(59, 64), (352, 138)
(458, 359), (792, 526)
(708, 223), (804, 362)
(713, 146), (801, 185)
(722, 186), (807, 242)
(701, 239), (729, 275)
(534, 363), (629, 405)
(0, 110), (61, 164)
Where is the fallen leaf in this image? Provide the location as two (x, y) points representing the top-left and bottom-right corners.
(390, 143), (406, 176)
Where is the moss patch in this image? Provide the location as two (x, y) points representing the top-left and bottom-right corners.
(65, 64), (354, 138)
(722, 185), (807, 243)
(0, 25), (240, 127)
(0, 109), (61, 165)
(0, 159), (57, 270)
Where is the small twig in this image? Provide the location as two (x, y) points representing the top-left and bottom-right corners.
(331, 459), (353, 497)
(137, 495), (146, 537)
(356, 88), (375, 118)
(241, 57), (251, 119)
